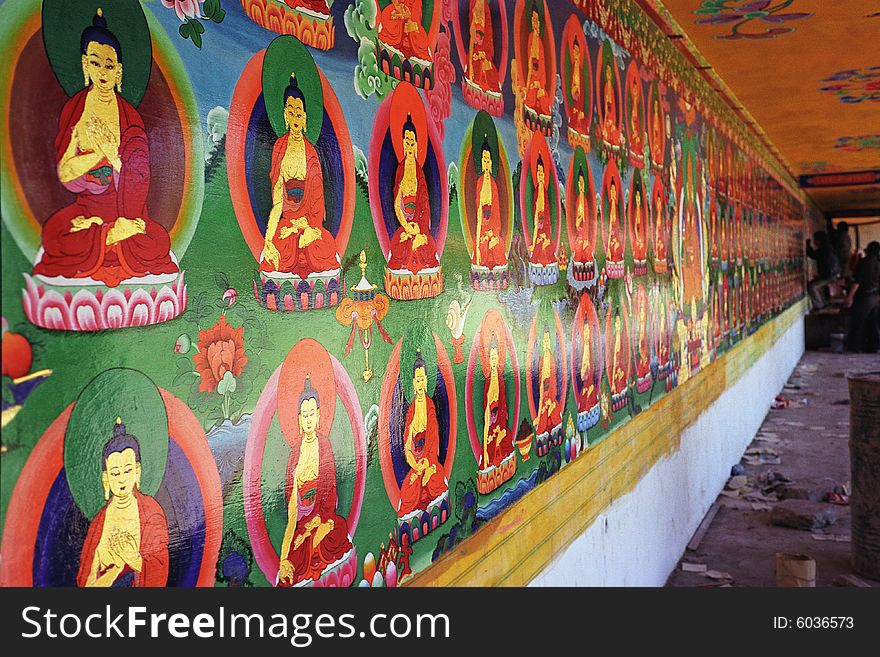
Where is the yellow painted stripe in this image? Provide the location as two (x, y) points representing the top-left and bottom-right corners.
(408, 299), (807, 586)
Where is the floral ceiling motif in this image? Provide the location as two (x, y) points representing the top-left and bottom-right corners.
(693, 1), (812, 40)
(834, 134), (880, 153)
(819, 66), (880, 104)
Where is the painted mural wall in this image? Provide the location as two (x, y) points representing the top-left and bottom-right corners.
(0, 0), (807, 588)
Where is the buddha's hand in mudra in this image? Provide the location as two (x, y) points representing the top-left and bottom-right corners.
(404, 19), (419, 34)
(109, 528), (141, 571)
(313, 518), (335, 547)
(278, 559), (295, 585)
(263, 240), (281, 270)
(298, 226), (321, 248)
(421, 462), (437, 485)
(106, 217), (146, 246)
(86, 116), (121, 169)
(70, 215), (104, 233)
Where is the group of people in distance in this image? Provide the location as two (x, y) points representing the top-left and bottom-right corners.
(806, 221), (880, 353)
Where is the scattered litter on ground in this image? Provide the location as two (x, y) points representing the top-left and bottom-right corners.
(681, 562), (707, 573)
(832, 399), (850, 405)
(726, 475), (749, 490)
(772, 396), (791, 409)
(730, 463), (745, 477)
(825, 491), (850, 505)
(704, 570), (733, 581)
(751, 503), (773, 512)
(811, 533), (850, 543)
(771, 499), (838, 531)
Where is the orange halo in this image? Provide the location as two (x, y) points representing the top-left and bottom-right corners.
(390, 81), (429, 167)
(278, 338), (337, 448)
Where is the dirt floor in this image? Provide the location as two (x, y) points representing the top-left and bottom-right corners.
(666, 349), (880, 588)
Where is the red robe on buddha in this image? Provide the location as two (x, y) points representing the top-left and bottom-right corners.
(530, 192), (556, 266)
(378, 0), (431, 63)
(280, 434), (352, 586)
(387, 164), (439, 274)
(571, 192), (592, 263)
(473, 175), (506, 268)
(535, 351), (562, 435)
(568, 62), (589, 136)
(398, 395), (447, 517)
(259, 134), (339, 277)
(34, 89), (178, 288)
(602, 75), (620, 144)
(578, 330), (599, 409)
(77, 491), (169, 588)
(481, 373), (512, 469)
(524, 32), (550, 117)
(467, 0), (499, 93)
(607, 199), (624, 263)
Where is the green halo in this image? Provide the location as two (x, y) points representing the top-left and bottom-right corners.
(400, 320), (438, 404)
(64, 369), (169, 520)
(572, 146), (589, 186)
(471, 110), (500, 178)
(42, 0), (151, 107)
(263, 35), (323, 142)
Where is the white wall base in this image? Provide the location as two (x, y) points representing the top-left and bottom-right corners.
(529, 316), (806, 587)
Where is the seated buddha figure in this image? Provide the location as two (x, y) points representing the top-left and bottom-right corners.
(529, 155), (556, 266)
(481, 338), (513, 470)
(571, 165), (592, 264)
(387, 115), (440, 274)
(77, 418), (169, 587)
(631, 185), (647, 261)
(523, 6), (550, 119)
(260, 74), (340, 278)
(567, 39), (588, 136)
(601, 63), (619, 145)
(33, 10), (178, 288)
(578, 320), (598, 406)
(656, 302), (669, 366)
(650, 93), (663, 164)
(473, 138), (506, 269)
(278, 377), (353, 587)
(636, 293), (650, 376)
(606, 178), (624, 264)
(654, 191), (667, 263)
(378, 0), (432, 65)
(397, 353), (448, 517)
(534, 327), (562, 436)
(609, 311), (628, 396)
(466, 0), (500, 94)
(628, 75), (644, 154)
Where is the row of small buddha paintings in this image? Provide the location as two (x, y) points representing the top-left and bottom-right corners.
(1, 257), (806, 588)
(4, 2), (808, 330)
(237, 0), (799, 213)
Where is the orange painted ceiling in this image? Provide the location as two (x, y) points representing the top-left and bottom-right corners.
(656, 0), (880, 215)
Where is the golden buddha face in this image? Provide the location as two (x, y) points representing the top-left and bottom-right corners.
(531, 10), (540, 34)
(536, 162), (545, 187)
(572, 41), (581, 67)
(403, 129), (418, 161)
(578, 174), (585, 195)
(413, 365), (428, 397)
(610, 182), (618, 209)
(82, 42), (120, 94)
(285, 96), (306, 135)
(102, 448), (140, 500)
(481, 148), (492, 176)
(298, 397), (319, 437)
(489, 345), (499, 371)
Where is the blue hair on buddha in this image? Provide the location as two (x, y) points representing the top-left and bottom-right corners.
(412, 350), (427, 376)
(283, 73), (305, 106)
(298, 375), (320, 408)
(102, 418), (141, 468)
(81, 9), (123, 63)
(402, 113), (417, 139)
